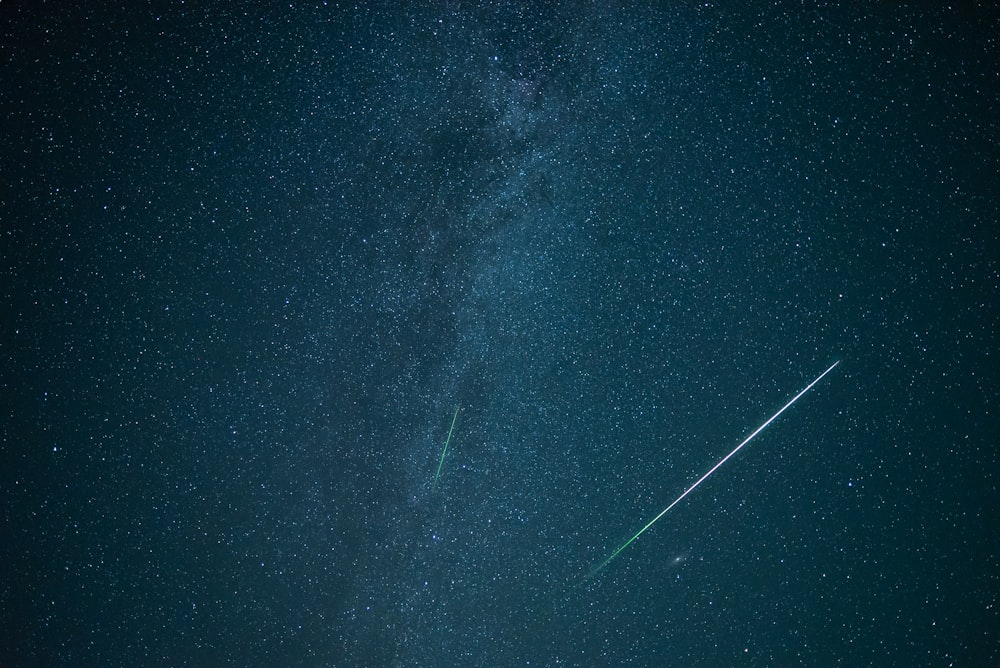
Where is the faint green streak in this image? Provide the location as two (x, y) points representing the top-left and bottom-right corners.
(433, 407), (460, 485)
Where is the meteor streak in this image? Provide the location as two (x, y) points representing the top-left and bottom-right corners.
(433, 406), (460, 486)
(587, 361), (840, 579)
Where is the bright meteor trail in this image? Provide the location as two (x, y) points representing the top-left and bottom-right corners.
(432, 406), (460, 486)
(587, 361), (840, 579)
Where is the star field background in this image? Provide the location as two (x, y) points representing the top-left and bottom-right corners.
(2, 3), (997, 666)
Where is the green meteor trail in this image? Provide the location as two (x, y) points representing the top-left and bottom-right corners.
(433, 406), (460, 486)
(586, 361), (840, 580)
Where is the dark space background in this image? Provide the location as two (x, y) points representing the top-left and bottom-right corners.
(1, 3), (996, 666)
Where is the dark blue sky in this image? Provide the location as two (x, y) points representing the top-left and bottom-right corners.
(2, 3), (997, 666)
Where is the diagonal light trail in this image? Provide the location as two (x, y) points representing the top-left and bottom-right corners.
(586, 361), (840, 579)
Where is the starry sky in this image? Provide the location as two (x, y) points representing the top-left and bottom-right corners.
(2, 3), (997, 666)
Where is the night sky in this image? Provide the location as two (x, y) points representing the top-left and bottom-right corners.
(2, 3), (997, 666)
